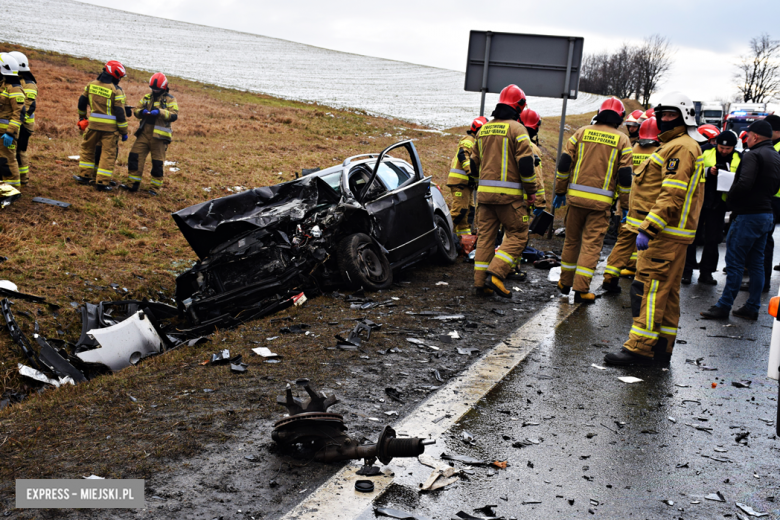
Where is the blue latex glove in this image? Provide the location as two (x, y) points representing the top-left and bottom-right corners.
(150, 109), (160, 116)
(533, 207), (544, 216)
(621, 209), (628, 223)
(1, 134), (13, 148)
(636, 231), (650, 251)
(553, 194), (566, 209)
(141, 109), (150, 115)
(121, 134), (128, 142)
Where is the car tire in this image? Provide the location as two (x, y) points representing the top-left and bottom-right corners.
(337, 233), (393, 291)
(433, 214), (458, 264)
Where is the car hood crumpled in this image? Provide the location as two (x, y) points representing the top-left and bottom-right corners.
(172, 175), (340, 259)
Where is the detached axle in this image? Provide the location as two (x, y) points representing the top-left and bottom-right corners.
(271, 382), (432, 465)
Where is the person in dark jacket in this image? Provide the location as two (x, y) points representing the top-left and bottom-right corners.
(701, 120), (780, 320)
(683, 131), (741, 285)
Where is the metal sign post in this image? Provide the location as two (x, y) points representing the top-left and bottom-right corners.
(548, 38), (577, 238)
(479, 32), (493, 117)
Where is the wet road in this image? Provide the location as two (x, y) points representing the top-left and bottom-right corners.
(366, 238), (780, 520)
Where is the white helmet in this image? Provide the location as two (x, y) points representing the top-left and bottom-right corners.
(0, 53), (19, 77)
(655, 91), (705, 142)
(8, 51), (29, 72)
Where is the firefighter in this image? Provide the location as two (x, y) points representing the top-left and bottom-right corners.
(697, 124), (720, 152)
(682, 131), (740, 285)
(602, 117), (661, 293)
(121, 72), (179, 195)
(75, 60), (128, 191)
(521, 108), (546, 214)
(604, 92), (705, 365)
(8, 52), (36, 186)
(625, 110), (643, 145)
(0, 53), (25, 192)
(553, 97), (634, 303)
(446, 116), (486, 236)
(471, 84), (537, 297)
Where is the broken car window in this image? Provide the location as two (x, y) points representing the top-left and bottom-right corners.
(375, 162), (411, 190)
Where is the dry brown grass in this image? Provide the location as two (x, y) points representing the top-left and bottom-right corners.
(0, 44), (596, 500)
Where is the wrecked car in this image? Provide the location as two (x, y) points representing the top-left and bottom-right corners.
(173, 141), (457, 327)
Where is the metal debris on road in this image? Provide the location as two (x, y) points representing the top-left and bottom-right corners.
(735, 503), (769, 517)
(705, 492), (726, 502)
(618, 376), (643, 384)
(419, 466), (459, 491)
(252, 347), (279, 358)
(375, 507), (434, 520)
(32, 197), (71, 208)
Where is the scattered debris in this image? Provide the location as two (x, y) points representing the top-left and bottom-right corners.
(590, 364), (607, 370)
(731, 381), (752, 388)
(705, 492), (726, 502)
(356, 466), (382, 476)
(32, 197), (71, 208)
(77, 310), (165, 371)
(355, 480), (374, 493)
(618, 376), (643, 384)
(419, 466), (459, 491)
(385, 387), (404, 403)
(375, 507), (434, 520)
(735, 503), (768, 517)
(252, 347), (279, 358)
(457, 347), (480, 356)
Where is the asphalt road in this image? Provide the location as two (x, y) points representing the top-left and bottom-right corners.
(367, 236), (780, 520)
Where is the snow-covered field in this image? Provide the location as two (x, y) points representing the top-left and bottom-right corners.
(0, 0), (606, 129)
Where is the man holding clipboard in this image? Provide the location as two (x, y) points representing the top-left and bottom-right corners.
(682, 131), (741, 285)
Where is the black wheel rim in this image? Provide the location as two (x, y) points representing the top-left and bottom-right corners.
(357, 245), (385, 281)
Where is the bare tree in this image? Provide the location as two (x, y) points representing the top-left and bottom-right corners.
(635, 35), (674, 107)
(580, 45), (639, 99)
(735, 33), (780, 102)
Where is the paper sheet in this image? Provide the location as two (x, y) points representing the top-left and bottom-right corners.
(716, 170), (735, 192)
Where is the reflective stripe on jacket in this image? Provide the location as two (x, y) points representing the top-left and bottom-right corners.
(471, 118), (536, 205)
(133, 92), (178, 142)
(631, 127), (704, 244)
(446, 135), (475, 186)
(555, 123), (633, 211)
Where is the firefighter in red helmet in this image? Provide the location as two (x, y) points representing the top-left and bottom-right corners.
(520, 108), (546, 212)
(553, 97), (634, 303)
(470, 84), (537, 298)
(446, 116), (487, 236)
(625, 110), (643, 145)
(75, 60), (128, 190)
(602, 116), (661, 292)
(121, 72), (179, 195)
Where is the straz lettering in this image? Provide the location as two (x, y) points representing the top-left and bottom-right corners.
(633, 154), (650, 166)
(582, 130), (619, 147)
(667, 158), (680, 171)
(88, 84), (113, 98)
(479, 123), (509, 137)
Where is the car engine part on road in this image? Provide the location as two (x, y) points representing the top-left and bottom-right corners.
(272, 382), (432, 465)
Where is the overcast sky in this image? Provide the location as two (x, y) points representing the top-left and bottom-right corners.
(79, 0), (780, 103)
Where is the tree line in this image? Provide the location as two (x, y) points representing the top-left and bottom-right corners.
(579, 35), (672, 108)
(580, 32), (780, 106)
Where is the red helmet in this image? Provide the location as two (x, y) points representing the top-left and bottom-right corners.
(470, 116), (488, 133)
(638, 117), (659, 140)
(630, 110), (644, 120)
(104, 60), (126, 80)
(520, 108), (541, 130)
(599, 97), (626, 119)
(698, 124), (720, 140)
(150, 72), (168, 90)
(643, 108), (655, 119)
(498, 84), (527, 112)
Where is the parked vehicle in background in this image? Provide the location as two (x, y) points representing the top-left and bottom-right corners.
(723, 108), (773, 136)
(700, 103), (724, 127)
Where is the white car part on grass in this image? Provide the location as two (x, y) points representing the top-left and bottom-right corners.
(77, 310), (164, 371)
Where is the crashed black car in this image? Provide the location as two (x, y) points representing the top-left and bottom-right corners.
(172, 141), (457, 327)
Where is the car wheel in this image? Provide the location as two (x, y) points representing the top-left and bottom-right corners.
(433, 214), (458, 264)
(337, 233), (393, 291)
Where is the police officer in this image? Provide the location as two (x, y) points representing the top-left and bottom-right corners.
(0, 53), (24, 192)
(8, 52), (36, 186)
(471, 84), (537, 298)
(121, 72), (179, 195)
(446, 116), (486, 236)
(553, 98), (633, 303)
(682, 131), (740, 285)
(75, 60), (128, 191)
(603, 117), (661, 293)
(604, 92), (705, 365)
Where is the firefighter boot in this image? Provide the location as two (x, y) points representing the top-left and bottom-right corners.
(474, 287), (494, 297)
(574, 291), (596, 304)
(603, 348), (654, 366)
(620, 268), (636, 278)
(119, 182), (140, 192)
(602, 276), (621, 294)
(484, 272), (512, 298)
(557, 281), (571, 295)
